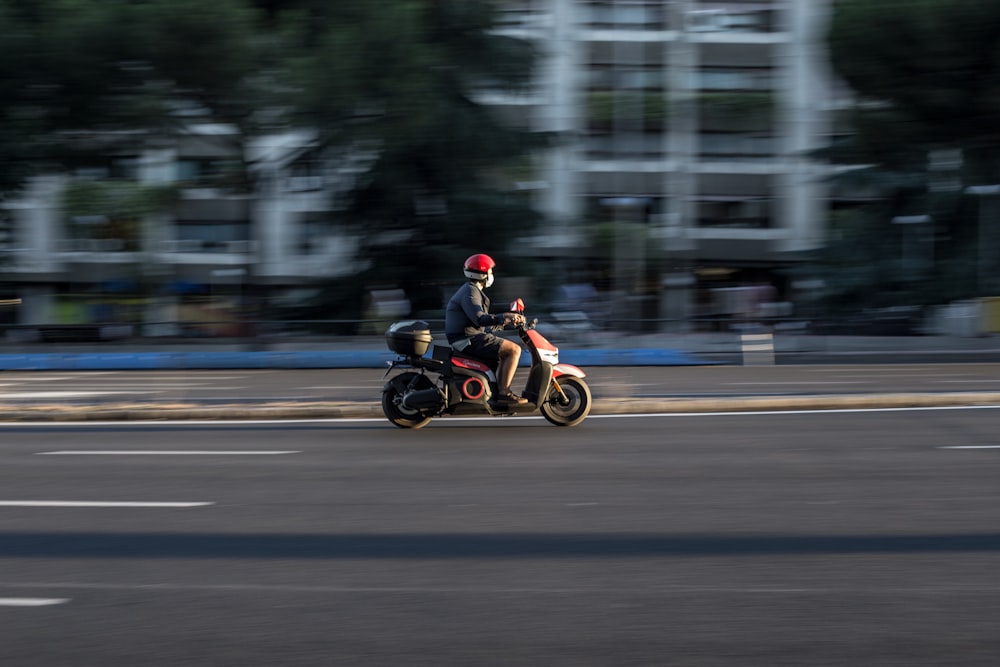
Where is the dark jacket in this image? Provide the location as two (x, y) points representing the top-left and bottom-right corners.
(445, 282), (504, 343)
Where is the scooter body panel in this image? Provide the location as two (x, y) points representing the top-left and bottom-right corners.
(553, 363), (586, 379)
(520, 360), (554, 406)
(445, 365), (494, 409)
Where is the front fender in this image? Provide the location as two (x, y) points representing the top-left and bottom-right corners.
(553, 363), (585, 379)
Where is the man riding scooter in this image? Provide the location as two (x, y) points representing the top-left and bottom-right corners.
(444, 253), (527, 406)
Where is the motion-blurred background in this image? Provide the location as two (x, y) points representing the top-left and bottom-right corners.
(1, 0), (998, 343)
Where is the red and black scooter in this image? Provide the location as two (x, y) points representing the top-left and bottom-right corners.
(382, 299), (592, 428)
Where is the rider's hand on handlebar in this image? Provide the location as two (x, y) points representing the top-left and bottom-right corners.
(505, 312), (525, 328)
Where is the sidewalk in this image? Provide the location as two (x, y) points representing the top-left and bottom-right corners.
(1, 332), (1000, 421)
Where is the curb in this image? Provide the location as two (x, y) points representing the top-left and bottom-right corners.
(2, 393), (1000, 422)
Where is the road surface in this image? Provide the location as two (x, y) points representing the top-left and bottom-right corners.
(2, 409), (998, 665)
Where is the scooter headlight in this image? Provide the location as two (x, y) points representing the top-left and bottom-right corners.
(539, 347), (559, 364)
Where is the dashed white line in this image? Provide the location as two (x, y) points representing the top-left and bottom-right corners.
(37, 451), (298, 456)
(0, 374), (114, 381)
(0, 501), (213, 508)
(8, 581), (1000, 595)
(302, 385), (383, 390)
(937, 380), (1000, 383)
(0, 391), (141, 399)
(940, 445), (1000, 450)
(726, 381), (870, 386)
(0, 598), (69, 607)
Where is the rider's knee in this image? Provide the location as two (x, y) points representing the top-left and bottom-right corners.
(499, 340), (520, 360)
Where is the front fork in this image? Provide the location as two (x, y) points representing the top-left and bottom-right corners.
(549, 377), (571, 407)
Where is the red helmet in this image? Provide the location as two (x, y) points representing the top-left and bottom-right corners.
(463, 253), (496, 282)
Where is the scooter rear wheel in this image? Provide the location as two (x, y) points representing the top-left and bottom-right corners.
(540, 376), (591, 427)
(382, 372), (434, 429)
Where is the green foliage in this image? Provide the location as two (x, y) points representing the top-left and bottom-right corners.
(62, 181), (177, 221)
(817, 0), (1000, 308)
(698, 92), (774, 121)
(269, 0), (547, 320)
(586, 92), (667, 131)
(0, 0), (547, 324)
(830, 0), (1000, 148)
(586, 222), (649, 260)
(5, 0), (256, 130)
(0, 0), (275, 184)
(61, 181), (178, 251)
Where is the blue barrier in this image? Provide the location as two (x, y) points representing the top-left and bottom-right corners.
(0, 348), (715, 370)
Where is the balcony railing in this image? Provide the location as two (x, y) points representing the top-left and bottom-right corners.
(53, 239), (258, 254)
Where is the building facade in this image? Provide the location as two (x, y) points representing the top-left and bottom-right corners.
(1, 128), (371, 336)
(0, 0), (843, 334)
(493, 0), (841, 324)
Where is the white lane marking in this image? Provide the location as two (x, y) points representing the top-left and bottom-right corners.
(726, 381), (871, 385)
(8, 581), (1000, 595)
(49, 374), (245, 380)
(1, 405), (1000, 428)
(32, 383), (236, 388)
(0, 391), (154, 399)
(37, 450), (299, 456)
(595, 406), (1000, 417)
(807, 368), (970, 374)
(0, 374), (114, 381)
(940, 445), (1000, 450)
(155, 387), (249, 391)
(135, 376), (244, 379)
(0, 501), (213, 508)
(0, 598), (69, 607)
(938, 380), (1000, 383)
(302, 385), (383, 389)
(0, 374), (244, 382)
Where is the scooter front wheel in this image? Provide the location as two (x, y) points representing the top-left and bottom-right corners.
(540, 376), (591, 427)
(382, 372), (433, 429)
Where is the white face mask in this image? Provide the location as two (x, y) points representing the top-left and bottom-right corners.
(484, 270), (494, 288)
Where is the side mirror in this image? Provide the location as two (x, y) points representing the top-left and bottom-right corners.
(510, 298), (525, 314)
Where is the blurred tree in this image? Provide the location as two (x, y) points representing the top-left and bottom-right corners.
(265, 0), (548, 316)
(0, 0), (547, 324)
(0, 0), (276, 188)
(819, 0), (1000, 310)
(830, 0), (1000, 157)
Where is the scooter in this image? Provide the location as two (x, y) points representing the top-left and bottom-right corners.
(381, 299), (592, 428)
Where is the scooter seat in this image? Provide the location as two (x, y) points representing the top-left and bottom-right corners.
(437, 344), (498, 371)
(431, 345), (453, 362)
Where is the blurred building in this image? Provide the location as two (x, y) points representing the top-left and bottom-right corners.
(0, 127), (374, 335)
(0, 0), (846, 334)
(491, 0), (844, 325)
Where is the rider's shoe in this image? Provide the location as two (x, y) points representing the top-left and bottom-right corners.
(498, 391), (528, 405)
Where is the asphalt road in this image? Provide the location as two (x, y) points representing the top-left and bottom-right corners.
(2, 410), (999, 666)
(2, 363), (1000, 405)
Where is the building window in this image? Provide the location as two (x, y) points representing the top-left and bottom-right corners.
(296, 215), (334, 255)
(72, 156), (141, 181)
(699, 68), (775, 92)
(686, 7), (778, 34)
(176, 221), (250, 252)
(699, 132), (776, 158)
(695, 197), (772, 229)
(581, 1), (666, 30)
(176, 159), (249, 192)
